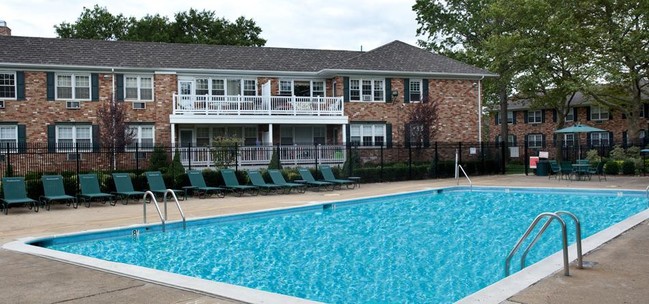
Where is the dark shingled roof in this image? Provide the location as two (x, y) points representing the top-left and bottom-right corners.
(0, 36), (496, 76)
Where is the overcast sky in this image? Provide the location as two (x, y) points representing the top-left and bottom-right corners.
(1, 0), (422, 51)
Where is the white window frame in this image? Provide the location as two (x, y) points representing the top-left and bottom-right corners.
(496, 134), (515, 147)
(279, 80), (327, 97)
(527, 110), (542, 124)
(527, 134), (543, 148)
(565, 108), (574, 122)
(350, 78), (385, 102)
(0, 125), (18, 152)
(409, 79), (422, 102)
(590, 105), (609, 120)
(0, 71), (17, 100)
(590, 132), (610, 146)
(124, 75), (154, 101)
(562, 133), (575, 147)
(56, 125), (92, 152)
(350, 123), (386, 147)
(55, 73), (91, 101)
(126, 125), (155, 151)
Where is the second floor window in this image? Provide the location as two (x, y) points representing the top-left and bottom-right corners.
(0, 72), (16, 99)
(590, 132), (610, 146)
(350, 79), (384, 102)
(527, 110), (542, 123)
(591, 106), (609, 120)
(57, 125), (92, 151)
(409, 79), (422, 102)
(125, 75), (153, 101)
(350, 123), (386, 147)
(495, 134), (516, 146)
(565, 109), (574, 122)
(56, 74), (90, 100)
(527, 134), (543, 148)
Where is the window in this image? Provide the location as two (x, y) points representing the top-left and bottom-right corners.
(527, 134), (543, 148)
(195, 78), (209, 96)
(565, 109), (574, 122)
(56, 74), (90, 100)
(496, 111), (514, 124)
(562, 134), (575, 147)
(0, 72), (16, 99)
(312, 81), (325, 97)
(279, 80), (292, 96)
(590, 132), (610, 146)
(495, 134), (515, 147)
(125, 75), (153, 101)
(57, 125), (92, 152)
(350, 78), (385, 102)
(279, 80), (326, 97)
(350, 124), (386, 146)
(243, 80), (256, 96)
(0, 125), (17, 150)
(196, 127), (210, 147)
(590, 106), (609, 120)
(212, 79), (225, 96)
(409, 79), (422, 102)
(408, 123), (425, 146)
(623, 130), (645, 146)
(527, 110), (542, 123)
(127, 125), (154, 151)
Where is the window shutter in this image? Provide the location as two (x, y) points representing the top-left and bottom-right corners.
(644, 104), (649, 118)
(423, 126), (430, 147)
(47, 125), (56, 152)
(552, 109), (557, 123)
(343, 77), (350, 102)
(91, 73), (99, 101)
(553, 133), (557, 145)
(609, 110), (613, 120)
(586, 107), (591, 120)
(16, 71), (25, 100)
(541, 110), (546, 123)
(422, 79), (429, 103)
(92, 125), (100, 151)
(541, 134), (546, 148)
(385, 78), (392, 103)
(404, 123), (411, 147)
(17, 125), (26, 153)
(609, 131), (614, 146)
(524, 111), (529, 123)
(587, 134), (592, 147)
(573, 108), (578, 121)
(386, 123), (392, 148)
(403, 79), (410, 103)
(512, 135), (516, 146)
(46, 72), (55, 101)
(345, 124), (350, 147)
(116, 74), (124, 101)
(622, 131), (627, 146)
(512, 111), (517, 124)
(495, 112), (500, 125)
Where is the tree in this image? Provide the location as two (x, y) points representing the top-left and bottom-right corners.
(96, 101), (134, 150)
(405, 102), (438, 147)
(55, 5), (266, 46)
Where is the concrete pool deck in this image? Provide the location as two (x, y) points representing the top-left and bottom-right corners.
(1, 174), (649, 303)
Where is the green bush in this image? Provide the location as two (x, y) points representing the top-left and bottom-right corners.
(621, 159), (636, 175)
(604, 160), (620, 175)
(267, 148), (282, 170)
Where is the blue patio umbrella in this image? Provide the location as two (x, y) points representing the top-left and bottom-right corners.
(554, 123), (606, 159)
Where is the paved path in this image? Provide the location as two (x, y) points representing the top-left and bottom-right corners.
(1, 175), (648, 303)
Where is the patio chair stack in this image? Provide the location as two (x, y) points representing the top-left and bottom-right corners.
(268, 170), (306, 194)
(297, 168), (335, 191)
(1, 177), (39, 214)
(220, 169), (259, 196)
(78, 174), (115, 207)
(187, 170), (226, 198)
(111, 173), (146, 205)
(40, 175), (78, 209)
(247, 170), (285, 195)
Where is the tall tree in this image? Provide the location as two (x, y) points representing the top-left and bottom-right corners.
(55, 5), (266, 46)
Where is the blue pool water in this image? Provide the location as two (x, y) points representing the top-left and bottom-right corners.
(37, 187), (646, 303)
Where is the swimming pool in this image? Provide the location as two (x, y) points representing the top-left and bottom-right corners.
(7, 186), (648, 303)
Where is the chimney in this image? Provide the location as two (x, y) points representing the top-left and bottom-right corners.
(0, 21), (11, 36)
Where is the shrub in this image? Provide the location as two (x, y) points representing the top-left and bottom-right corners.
(149, 146), (169, 171)
(604, 160), (620, 175)
(609, 145), (626, 161)
(621, 159), (636, 175)
(268, 148), (282, 170)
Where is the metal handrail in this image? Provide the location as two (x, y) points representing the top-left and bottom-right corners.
(143, 191), (166, 231)
(457, 164), (473, 189)
(162, 189), (186, 230)
(519, 211), (583, 270)
(505, 212), (569, 276)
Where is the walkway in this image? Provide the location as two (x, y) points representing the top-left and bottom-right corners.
(1, 175), (648, 303)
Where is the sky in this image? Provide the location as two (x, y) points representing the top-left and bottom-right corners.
(1, 0), (422, 51)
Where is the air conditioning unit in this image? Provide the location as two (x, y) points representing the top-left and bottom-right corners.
(66, 101), (81, 109)
(362, 95), (372, 101)
(132, 102), (146, 109)
(0, 100), (4, 109)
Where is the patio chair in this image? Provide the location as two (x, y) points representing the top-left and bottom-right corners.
(111, 173), (146, 205)
(297, 168), (335, 191)
(79, 174), (115, 207)
(560, 161), (573, 178)
(144, 171), (185, 201)
(588, 162), (607, 181)
(247, 170), (285, 194)
(268, 169), (306, 194)
(40, 175), (78, 210)
(548, 160), (563, 180)
(220, 169), (259, 196)
(187, 170), (225, 198)
(1, 177), (39, 214)
(319, 165), (356, 189)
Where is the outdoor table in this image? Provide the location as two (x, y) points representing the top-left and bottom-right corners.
(571, 164), (591, 181)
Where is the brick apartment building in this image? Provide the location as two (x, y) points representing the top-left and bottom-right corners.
(0, 22), (496, 169)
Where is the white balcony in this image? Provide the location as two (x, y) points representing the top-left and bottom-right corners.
(172, 94), (344, 117)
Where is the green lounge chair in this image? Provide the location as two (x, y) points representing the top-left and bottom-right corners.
(247, 170), (285, 194)
(187, 170), (225, 198)
(268, 169), (306, 194)
(587, 162), (607, 181)
(144, 171), (185, 200)
(220, 169), (259, 196)
(40, 175), (78, 209)
(79, 174), (115, 207)
(548, 160), (563, 180)
(319, 165), (357, 189)
(111, 173), (146, 205)
(297, 168), (334, 191)
(1, 177), (39, 214)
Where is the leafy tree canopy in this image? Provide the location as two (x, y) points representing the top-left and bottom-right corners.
(55, 5), (266, 46)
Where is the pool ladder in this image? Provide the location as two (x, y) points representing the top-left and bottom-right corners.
(505, 211), (583, 277)
(143, 190), (186, 232)
(456, 164), (473, 190)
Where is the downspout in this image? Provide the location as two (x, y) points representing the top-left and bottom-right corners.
(477, 76), (484, 143)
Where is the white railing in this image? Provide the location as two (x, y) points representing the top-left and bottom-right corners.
(178, 144), (347, 168)
(172, 94), (344, 116)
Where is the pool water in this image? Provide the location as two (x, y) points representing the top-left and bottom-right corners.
(42, 188), (646, 303)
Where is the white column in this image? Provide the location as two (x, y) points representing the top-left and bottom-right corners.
(268, 123), (273, 146)
(170, 123), (175, 148)
(341, 124), (347, 146)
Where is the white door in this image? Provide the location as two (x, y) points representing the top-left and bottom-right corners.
(178, 80), (194, 109)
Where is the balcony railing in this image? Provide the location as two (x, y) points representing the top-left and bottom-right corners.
(178, 144), (347, 168)
(172, 94), (344, 116)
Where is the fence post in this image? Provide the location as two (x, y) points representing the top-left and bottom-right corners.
(434, 141), (439, 179)
(408, 144), (412, 180)
(315, 144), (319, 173)
(380, 144), (384, 182)
(135, 143), (139, 173)
(235, 142), (239, 172)
(347, 143), (352, 177)
(524, 140), (529, 176)
(5, 142), (11, 177)
(187, 142), (192, 171)
(76, 142), (81, 194)
(481, 141), (485, 174)
(458, 142), (462, 165)
(500, 141), (506, 174)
